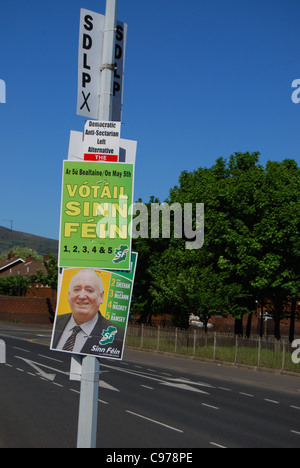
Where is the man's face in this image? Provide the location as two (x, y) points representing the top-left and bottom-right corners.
(68, 271), (104, 325)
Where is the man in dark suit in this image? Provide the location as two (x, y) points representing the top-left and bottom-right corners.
(51, 269), (124, 359)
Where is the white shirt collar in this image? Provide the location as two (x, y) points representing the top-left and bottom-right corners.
(66, 313), (99, 337)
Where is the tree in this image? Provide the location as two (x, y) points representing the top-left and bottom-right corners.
(248, 159), (300, 339)
(151, 251), (248, 330)
(146, 153), (300, 338)
(164, 153), (263, 333)
(131, 197), (170, 324)
(0, 275), (33, 296)
(0, 247), (42, 261)
(36, 253), (58, 293)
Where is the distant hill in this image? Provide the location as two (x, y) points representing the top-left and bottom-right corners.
(0, 226), (58, 257)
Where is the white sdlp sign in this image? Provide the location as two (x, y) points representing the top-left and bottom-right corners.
(77, 8), (127, 121)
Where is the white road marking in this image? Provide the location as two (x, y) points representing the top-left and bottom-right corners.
(202, 403), (219, 410)
(102, 363), (212, 396)
(209, 442), (227, 448)
(38, 354), (63, 363)
(167, 377), (214, 388)
(13, 347), (30, 353)
(15, 356), (68, 381)
(161, 381), (210, 394)
(126, 410), (184, 433)
(264, 399), (279, 404)
(99, 380), (119, 392)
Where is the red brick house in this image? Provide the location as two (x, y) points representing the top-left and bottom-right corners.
(0, 252), (56, 299)
(0, 252), (57, 324)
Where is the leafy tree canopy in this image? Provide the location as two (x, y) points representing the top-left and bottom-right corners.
(132, 153), (300, 338)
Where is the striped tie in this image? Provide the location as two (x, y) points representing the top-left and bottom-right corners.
(62, 325), (82, 351)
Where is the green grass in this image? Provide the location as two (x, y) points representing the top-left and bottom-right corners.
(125, 333), (300, 373)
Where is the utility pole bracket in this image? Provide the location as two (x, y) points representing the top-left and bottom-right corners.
(100, 63), (116, 72)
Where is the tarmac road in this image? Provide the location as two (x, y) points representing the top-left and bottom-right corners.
(0, 322), (300, 449)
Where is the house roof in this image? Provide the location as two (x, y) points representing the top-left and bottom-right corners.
(0, 257), (25, 273)
(0, 256), (46, 277)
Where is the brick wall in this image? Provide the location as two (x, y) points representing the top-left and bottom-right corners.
(0, 296), (57, 325)
(26, 286), (57, 299)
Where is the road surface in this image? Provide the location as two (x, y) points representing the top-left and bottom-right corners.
(0, 322), (300, 448)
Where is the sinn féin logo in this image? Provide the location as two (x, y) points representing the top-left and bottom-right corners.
(99, 326), (117, 345)
(112, 244), (129, 264)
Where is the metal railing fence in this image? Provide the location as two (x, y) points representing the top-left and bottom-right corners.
(125, 324), (300, 373)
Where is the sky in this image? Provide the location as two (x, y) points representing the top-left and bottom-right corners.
(0, 0), (300, 240)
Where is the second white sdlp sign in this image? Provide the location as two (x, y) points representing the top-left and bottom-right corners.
(77, 8), (127, 122)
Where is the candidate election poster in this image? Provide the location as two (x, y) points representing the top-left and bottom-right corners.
(50, 252), (137, 360)
(58, 160), (134, 270)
